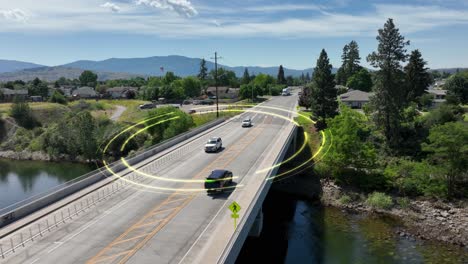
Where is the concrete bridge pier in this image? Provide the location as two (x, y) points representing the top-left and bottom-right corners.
(248, 208), (263, 237)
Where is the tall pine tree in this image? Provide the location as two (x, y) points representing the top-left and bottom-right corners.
(277, 65), (286, 85)
(367, 18), (410, 148)
(242, 68), (251, 85)
(336, 40), (361, 85)
(198, 59), (208, 81)
(405, 49), (432, 102)
(310, 49), (338, 130)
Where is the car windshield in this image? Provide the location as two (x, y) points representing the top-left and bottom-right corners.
(208, 140), (217, 144)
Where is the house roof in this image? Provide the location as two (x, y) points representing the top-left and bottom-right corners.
(73, 87), (97, 96)
(1, 88), (28, 95)
(339, 89), (372, 102)
(427, 89), (447, 96)
(107, 86), (137, 93)
(207, 87), (229, 93)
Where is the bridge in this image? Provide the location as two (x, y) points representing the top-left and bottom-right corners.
(0, 94), (302, 264)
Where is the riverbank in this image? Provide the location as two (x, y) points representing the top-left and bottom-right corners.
(321, 180), (468, 248)
(0, 150), (89, 163)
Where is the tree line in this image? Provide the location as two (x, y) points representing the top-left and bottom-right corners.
(299, 18), (467, 199)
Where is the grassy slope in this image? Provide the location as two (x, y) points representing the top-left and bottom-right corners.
(0, 102), (71, 125)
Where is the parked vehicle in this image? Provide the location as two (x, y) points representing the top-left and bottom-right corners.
(204, 170), (233, 194)
(182, 100), (192, 105)
(200, 99), (214, 105)
(242, 117), (252, 127)
(188, 109), (196, 114)
(204, 137), (222, 152)
(139, 103), (155, 109)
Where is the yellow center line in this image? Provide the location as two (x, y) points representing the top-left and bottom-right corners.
(110, 233), (154, 246)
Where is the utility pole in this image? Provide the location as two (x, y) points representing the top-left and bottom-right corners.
(211, 52), (221, 118)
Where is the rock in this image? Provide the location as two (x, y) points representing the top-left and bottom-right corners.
(436, 216), (445, 221)
(440, 211), (449, 217)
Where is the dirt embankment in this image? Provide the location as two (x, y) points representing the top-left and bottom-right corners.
(321, 180), (468, 248)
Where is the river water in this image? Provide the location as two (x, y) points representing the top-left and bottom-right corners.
(237, 190), (468, 264)
(0, 159), (95, 210)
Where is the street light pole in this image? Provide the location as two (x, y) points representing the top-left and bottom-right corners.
(215, 52), (219, 118)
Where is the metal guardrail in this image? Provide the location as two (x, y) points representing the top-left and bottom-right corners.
(0, 118), (225, 226)
(0, 172), (146, 259)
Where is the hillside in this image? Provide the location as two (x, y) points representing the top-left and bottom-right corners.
(0, 66), (144, 82)
(0, 59), (45, 73)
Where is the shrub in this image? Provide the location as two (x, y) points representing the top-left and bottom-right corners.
(338, 194), (352, 204)
(10, 98), (39, 129)
(397, 197), (410, 209)
(366, 192), (393, 209)
(50, 90), (67, 105)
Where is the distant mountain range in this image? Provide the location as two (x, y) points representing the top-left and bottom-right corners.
(0, 59), (45, 74)
(0, 66), (142, 82)
(0, 55), (465, 82)
(61, 55), (315, 77)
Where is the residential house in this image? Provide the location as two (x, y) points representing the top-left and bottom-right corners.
(206, 87), (239, 99)
(338, 89), (373, 109)
(427, 89), (447, 108)
(107, 86), (138, 99)
(72, 87), (97, 99)
(0, 88), (29, 102)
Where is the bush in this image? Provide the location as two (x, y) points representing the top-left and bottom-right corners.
(338, 194), (352, 204)
(397, 197), (410, 209)
(10, 99), (39, 129)
(384, 159), (447, 198)
(50, 90), (67, 105)
(366, 192), (393, 209)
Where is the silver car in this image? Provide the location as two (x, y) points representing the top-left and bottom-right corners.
(242, 117), (252, 127)
(205, 137), (222, 152)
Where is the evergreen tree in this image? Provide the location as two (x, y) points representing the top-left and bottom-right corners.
(298, 85), (312, 110)
(310, 49), (338, 129)
(336, 44), (349, 85)
(347, 40), (361, 77)
(277, 65), (286, 85)
(336, 40), (361, 85)
(405, 49), (432, 101)
(198, 58), (208, 81)
(305, 72), (311, 82)
(367, 18), (410, 148)
(242, 68), (251, 85)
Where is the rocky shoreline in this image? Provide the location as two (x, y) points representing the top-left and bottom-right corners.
(0, 150), (88, 163)
(321, 180), (468, 248)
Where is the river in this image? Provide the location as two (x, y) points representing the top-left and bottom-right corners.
(0, 159), (95, 210)
(236, 190), (468, 264)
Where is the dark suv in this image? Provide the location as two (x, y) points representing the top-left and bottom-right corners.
(204, 170), (233, 194)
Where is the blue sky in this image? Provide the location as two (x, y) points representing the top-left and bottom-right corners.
(0, 0), (467, 70)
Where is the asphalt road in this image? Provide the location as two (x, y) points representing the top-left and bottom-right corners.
(0, 94), (298, 264)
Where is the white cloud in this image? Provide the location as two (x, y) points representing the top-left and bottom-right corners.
(0, 9), (28, 22)
(101, 2), (121, 13)
(135, 0), (198, 17)
(0, 2), (467, 39)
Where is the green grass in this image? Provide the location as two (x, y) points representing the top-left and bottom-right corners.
(192, 111), (241, 127)
(105, 99), (149, 123)
(0, 102), (71, 125)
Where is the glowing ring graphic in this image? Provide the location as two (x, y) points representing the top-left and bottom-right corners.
(100, 104), (331, 192)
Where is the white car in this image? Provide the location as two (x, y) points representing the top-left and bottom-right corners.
(205, 137), (222, 152)
(242, 117), (252, 127)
